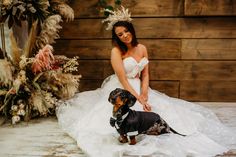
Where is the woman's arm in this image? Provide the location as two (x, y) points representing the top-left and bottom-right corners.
(110, 47), (140, 99)
(140, 45), (149, 101)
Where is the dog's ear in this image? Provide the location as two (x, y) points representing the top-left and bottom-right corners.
(108, 88), (123, 104)
(122, 90), (137, 107)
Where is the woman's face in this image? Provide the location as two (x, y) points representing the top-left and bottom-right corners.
(115, 26), (133, 44)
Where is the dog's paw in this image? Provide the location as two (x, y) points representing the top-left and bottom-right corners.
(129, 140), (137, 145)
(118, 135), (128, 143)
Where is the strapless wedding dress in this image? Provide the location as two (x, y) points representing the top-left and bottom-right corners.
(57, 57), (236, 157)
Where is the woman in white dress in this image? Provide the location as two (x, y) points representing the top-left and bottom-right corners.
(57, 7), (236, 157)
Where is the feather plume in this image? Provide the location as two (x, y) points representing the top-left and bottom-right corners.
(32, 45), (54, 73)
(34, 15), (62, 50)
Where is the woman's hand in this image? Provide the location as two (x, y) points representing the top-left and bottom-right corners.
(143, 103), (151, 112)
(138, 95), (151, 112)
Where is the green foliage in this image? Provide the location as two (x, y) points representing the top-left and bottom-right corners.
(97, 0), (122, 16)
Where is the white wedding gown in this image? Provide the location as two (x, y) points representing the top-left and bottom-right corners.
(57, 57), (236, 157)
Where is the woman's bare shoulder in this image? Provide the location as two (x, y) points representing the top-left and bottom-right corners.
(138, 43), (147, 50)
(111, 47), (122, 58)
(137, 44), (148, 56)
(111, 47), (120, 53)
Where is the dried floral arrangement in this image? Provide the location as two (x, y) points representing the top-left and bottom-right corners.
(0, 0), (81, 124)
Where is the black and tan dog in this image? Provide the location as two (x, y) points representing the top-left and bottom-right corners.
(108, 88), (185, 145)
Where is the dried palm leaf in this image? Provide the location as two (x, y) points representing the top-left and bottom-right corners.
(34, 15), (62, 50)
(23, 20), (38, 58)
(0, 59), (13, 86)
(0, 89), (8, 96)
(9, 31), (21, 65)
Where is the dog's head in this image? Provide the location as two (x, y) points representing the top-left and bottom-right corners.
(108, 88), (137, 118)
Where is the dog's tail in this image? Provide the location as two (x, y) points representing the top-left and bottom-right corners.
(170, 127), (186, 136)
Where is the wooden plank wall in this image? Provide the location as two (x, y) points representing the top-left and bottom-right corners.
(54, 0), (236, 102)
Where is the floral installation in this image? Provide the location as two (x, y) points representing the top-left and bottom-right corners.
(0, 0), (81, 124)
(0, 43), (81, 124)
(0, 0), (74, 54)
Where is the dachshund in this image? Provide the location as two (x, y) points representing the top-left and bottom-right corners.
(108, 88), (185, 145)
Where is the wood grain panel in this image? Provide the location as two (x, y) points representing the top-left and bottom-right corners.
(69, 0), (101, 18)
(53, 40), (112, 59)
(123, 0), (184, 17)
(185, 0), (236, 16)
(78, 60), (113, 79)
(149, 61), (236, 80)
(79, 79), (104, 91)
(150, 81), (179, 98)
(78, 60), (236, 81)
(60, 17), (236, 39)
(182, 39), (236, 60)
(70, 0), (184, 18)
(54, 39), (181, 59)
(140, 39), (181, 59)
(180, 81), (236, 102)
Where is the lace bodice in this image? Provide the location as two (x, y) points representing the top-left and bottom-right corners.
(123, 57), (149, 78)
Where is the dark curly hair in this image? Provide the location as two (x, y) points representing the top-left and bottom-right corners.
(112, 21), (138, 54)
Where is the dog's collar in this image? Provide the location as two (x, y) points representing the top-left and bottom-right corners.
(112, 111), (130, 129)
(113, 111), (129, 120)
(121, 111), (129, 120)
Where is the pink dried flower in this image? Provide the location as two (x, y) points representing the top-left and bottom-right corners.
(32, 45), (55, 73)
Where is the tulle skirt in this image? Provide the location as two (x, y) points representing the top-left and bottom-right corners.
(57, 74), (236, 157)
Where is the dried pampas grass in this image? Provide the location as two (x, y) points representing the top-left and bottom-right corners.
(34, 15), (62, 50)
(56, 74), (80, 99)
(51, 2), (74, 22)
(2, 0), (12, 6)
(45, 71), (81, 99)
(42, 90), (57, 109)
(30, 91), (48, 116)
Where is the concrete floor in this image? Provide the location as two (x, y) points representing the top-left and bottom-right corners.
(0, 102), (236, 157)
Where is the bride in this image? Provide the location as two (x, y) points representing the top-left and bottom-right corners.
(57, 6), (236, 157)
